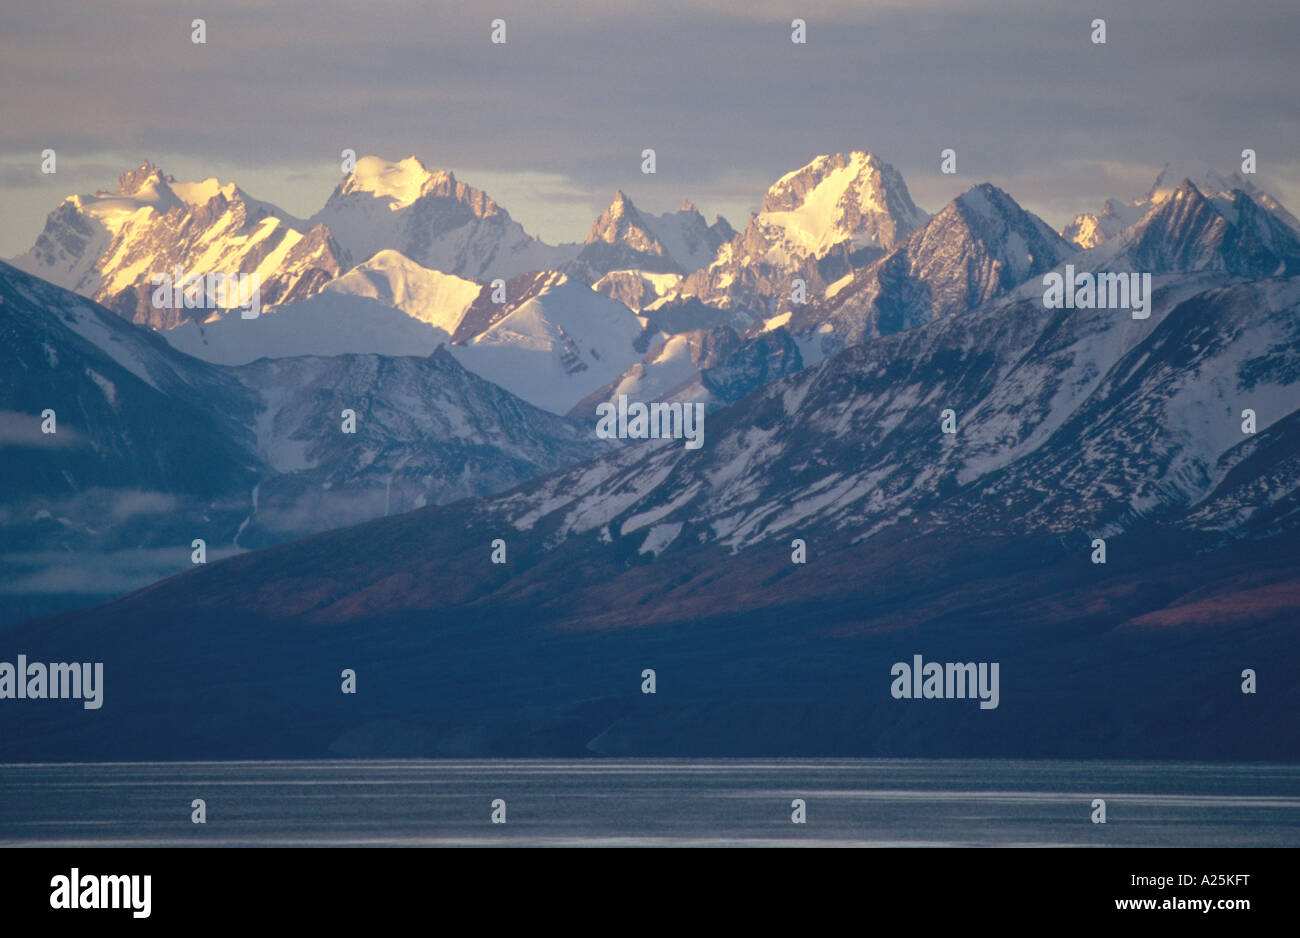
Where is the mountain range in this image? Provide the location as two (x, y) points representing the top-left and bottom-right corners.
(3, 149), (1299, 761)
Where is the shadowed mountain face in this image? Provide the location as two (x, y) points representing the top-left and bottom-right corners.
(228, 348), (612, 547)
(4, 267), (1299, 761)
(0, 261), (614, 623)
(0, 259), (263, 508)
(1119, 181), (1300, 278)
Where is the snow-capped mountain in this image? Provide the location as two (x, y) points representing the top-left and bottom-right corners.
(9, 151), (935, 420)
(1062, 198), (1147, 250)
(1105, 179), (1300, 278)
(567, 325), (744, 417)
(162, 250), (484, 366)
(593, 183), (1072, 413)
(229, 348), (609, 546)
(1144, 163), (1300, 231)
(667, 151), (928, 327)
(9, 156), (586, 335)
(162, 259), (649, 415)
(160, 291), (450, 366)
(445, 271), (650, 414)
(480, 281), (1294, 564)
(565, 192), (734, 284)
(318, 248), (483, 332)
(11, 163), (346, 328)
(797, 183), (1075, 354)
(311, 155), (579, 280)
(169, 266), (1300, 600)
(1063, 163), (1300, 250)
(755, 151), (927, 258)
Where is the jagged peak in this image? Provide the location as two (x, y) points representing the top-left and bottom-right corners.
(1167, 177), (1208, 201)
(115, 162), (172, 196)
(587, 190), (660, 250)
(297, 222), (344, 251)
(1145, 163), (1246, 205)
(921, 184), (1067, 263)
(753, 150), (925, 256)
(761, 150), (899, 211)
(604, 189), (638, 217)
(1134, 177), (1279, 240)
(1131, 179), (1215, 231)
(99, 162), (263, 214)
(768, 150), (882, 185)
(55, 161), (186, 218)
(954, 181), (1012, 208)
(1136, 172), (1300, 243)
(946, 183), (1041, 228)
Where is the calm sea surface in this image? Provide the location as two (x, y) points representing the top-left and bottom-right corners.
(1, 759), (1297, 847)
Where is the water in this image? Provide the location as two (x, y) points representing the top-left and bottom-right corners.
(1, 759), (1297, 847)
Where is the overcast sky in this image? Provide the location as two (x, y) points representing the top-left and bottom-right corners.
(1, 0), (1297, 256)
